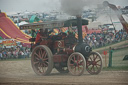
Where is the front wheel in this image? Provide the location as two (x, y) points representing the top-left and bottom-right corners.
(68, 52), (86, 76)
(86, 52), (103, 75)
(31, 45), (53, 76)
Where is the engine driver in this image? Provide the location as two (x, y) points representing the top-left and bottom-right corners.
(35, 28), (48, 45)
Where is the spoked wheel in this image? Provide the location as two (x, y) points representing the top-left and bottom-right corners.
(56, 67), (69, 73)
(31, 45), (53, 76)
(86, 52), (103, 75)
(68, 52), (86, 76)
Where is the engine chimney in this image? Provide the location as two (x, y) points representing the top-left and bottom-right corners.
(76, 16), (83, 43)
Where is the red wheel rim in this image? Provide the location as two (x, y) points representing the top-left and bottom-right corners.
(32, 47), (49, 74)
(86, 52), (102, 74)
(31, 45), (53, 76)
(68, 52), (85, 76)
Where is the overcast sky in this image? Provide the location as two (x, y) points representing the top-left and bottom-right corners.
(0, 0), (128, 13)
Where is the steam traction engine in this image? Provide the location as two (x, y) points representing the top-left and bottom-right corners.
(20, 18), (103, 76)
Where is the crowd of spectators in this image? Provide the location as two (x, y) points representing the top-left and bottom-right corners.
(84, 29), (128, 48)
(0, 29), (128, 60)
(0, 46), (30, 60)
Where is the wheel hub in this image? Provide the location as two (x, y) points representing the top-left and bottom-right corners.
(74, 62), (77, 66)
(39, 59), (44, 63)
(92, 61), (96, 65)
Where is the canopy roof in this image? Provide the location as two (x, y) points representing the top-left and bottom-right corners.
(19, 19), (88, 30)
(19, 20), (64, 30)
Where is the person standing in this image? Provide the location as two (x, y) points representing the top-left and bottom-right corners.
(0, 51), (3, 60)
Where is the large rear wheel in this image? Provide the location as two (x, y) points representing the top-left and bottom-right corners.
(68, 52), (86, 76)
(31, 45), (53, 76)
(86, 52), (103, 75)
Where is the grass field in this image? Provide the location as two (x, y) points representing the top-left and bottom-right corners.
(102, 48), (128, 71)
(95, 40), (128, 71)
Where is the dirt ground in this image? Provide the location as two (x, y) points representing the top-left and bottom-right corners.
(0, 60), (128, 85)
(0, 40), (128, 85)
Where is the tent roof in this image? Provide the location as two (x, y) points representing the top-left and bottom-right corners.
(29, 15), (40, 23)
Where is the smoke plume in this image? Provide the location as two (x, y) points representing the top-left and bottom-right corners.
(60, 0), (85, 16)
(60, 0), (104, 16)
